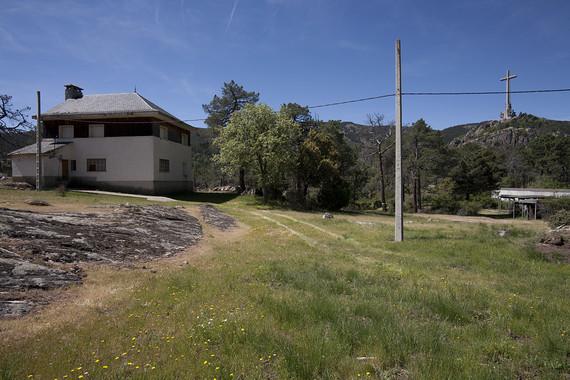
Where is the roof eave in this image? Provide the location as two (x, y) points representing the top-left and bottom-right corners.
(37, 111), (162, 121)
(36, 111), (194, 130)
(154, 112), (194, 131)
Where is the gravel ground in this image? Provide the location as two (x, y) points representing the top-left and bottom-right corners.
(199, 204), (237, 231)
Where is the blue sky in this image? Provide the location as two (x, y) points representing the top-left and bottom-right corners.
(1, 0), (569, 130)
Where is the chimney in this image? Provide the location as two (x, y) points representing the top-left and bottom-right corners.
(65, 84), (84, 100)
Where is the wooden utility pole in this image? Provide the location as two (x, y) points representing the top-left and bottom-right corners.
(500, 69), (517, 120)
(394, 40), (403, 242)
(36, 91), (42, 191)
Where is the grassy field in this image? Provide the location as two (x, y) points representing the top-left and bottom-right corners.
(0, 189), (569, 379)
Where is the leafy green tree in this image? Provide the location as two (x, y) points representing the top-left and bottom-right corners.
(214, 104), (299, 203)
(450, 144), (504, 200)
(202, 81), (259, 190)
(404, 119), (448, 212)
(524, 136), (570, 186)
(297, 121), (356, 210)
(280, 103), (314, 203)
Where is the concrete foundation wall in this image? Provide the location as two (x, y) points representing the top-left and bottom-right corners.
(12, 176), (60, 188)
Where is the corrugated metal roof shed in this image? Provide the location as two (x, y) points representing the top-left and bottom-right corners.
(496, 188), (570, 199)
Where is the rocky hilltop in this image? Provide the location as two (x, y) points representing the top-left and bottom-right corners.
(444, 114), (570, 148)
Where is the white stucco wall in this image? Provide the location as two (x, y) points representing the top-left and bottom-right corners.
(69, 136), (155, 181)
(153, 137), (193, 182)
(10, 144), (73, 182)
(10, 135), (193, 193)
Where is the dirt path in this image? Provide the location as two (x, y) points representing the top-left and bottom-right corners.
(414, 212), (546, 226)
(251, 211), (319, 248)
(269, 212), (343, 239)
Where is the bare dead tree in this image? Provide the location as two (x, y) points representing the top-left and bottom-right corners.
(0, 95), (32, 146)
(367, 113), (393, 211)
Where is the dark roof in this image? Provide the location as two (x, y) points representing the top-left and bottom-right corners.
(42, 92), (192, 129)
(8, 139), (70, 156)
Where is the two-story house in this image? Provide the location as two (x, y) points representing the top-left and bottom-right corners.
(8, 84), (194, 194)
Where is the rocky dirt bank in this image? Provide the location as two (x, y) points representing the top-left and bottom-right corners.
(0, 205), (203, 317)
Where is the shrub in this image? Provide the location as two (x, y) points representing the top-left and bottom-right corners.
(456, 200), (482, 216)
(541, 198), (570, 219)
(316, 179), (351, 211)
(425, 178), (460, 214)
(56, 184), (67, 197)
(548, 210), (570, 228)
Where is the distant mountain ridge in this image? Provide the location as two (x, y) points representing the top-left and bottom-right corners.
(340, 114), (570, 149)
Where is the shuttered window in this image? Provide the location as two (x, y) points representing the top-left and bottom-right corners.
(159, 159), (170, 173)
(160, 126), (168, 140)
(87, 159), (106, 172)
(59, 125), (74, 139)
(89, 124), (104, 137)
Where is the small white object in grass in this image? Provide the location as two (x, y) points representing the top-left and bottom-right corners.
(498, 230), (508, 237)
(356, 356), (376, 361)
(322, 213), (334, 219)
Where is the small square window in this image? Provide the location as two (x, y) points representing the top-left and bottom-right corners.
(70, 160), (77, 171)
(160, 126), (168, 140)
(59, 125), (74, 139)
(89, 124), (104, 137)
(159, 159), (170, 173)
(87, 159), (106, 172)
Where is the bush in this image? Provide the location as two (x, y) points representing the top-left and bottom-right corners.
(541, 198), (570, 219)
(548, 210), (570, 228)
(56, 184), (67, 197)
(425, 178), (460, 214)
(316, 179), (351, 211)
(456, 200), (482, 216)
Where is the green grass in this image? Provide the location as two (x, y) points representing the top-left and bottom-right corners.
(0, 191), (568, 379)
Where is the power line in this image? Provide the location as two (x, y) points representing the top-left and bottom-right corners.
(404, 88), (570, 96)
(306, 87), (570, 109)
(45, 88), (570, 121)
(308, 93), (394, 109)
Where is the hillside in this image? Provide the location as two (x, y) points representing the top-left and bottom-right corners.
(443, 114), (570, 147)
(340, 114), (570, 150)
(340, 121), (390, 148)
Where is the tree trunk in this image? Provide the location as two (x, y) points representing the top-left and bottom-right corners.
(262, 186), (269, 203)
(239, 167), (246, 192)
(412, 172), (418, 213)
(379, 150), (387, 211)
(418, 173), (422, 211)
(296, 173), (304, 204)
(413, 137), (420, 213)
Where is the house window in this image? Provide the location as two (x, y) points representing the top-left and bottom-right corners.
(70, 160), (77, 171)
(181, 133), (189, 146)
(160, 126), (168, 140)
(89, 124), (104, 137)
(87, 159), (106, 172)
(159, 159), (170, 173)
(59, 125), (74, 139)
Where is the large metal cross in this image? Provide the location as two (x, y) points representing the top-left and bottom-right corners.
(500, 69), (517, 120)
